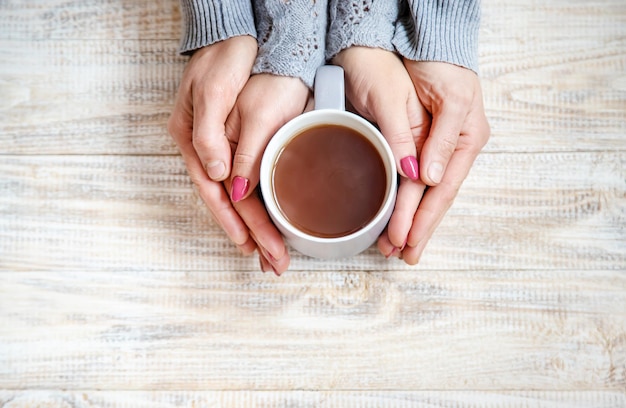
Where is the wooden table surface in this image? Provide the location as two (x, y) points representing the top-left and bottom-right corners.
(1, 1), (625, 407)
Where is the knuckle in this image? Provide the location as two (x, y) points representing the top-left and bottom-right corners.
(387, 130), (415, 148)
(194, 78), (234, 109)
(166, 111), (185, 141)
(439, 181), (462, 205)
(454, 88), (474, 107)
(205, 82), (229, 101)
(436, 85), (474, 114)
(192, 133), (211, 153)
(442, 185), (460, 204)
(233, 150), (257, 168)
(465, 117), (491, 152)
(437, 135), (458, 157)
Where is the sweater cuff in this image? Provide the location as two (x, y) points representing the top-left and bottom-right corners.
(392, 0), (481, 73)
(179, 0), (257, 54)
(252, 0), (328, 88)
(326, 0), (400, 61)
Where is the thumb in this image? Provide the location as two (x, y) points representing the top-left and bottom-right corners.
(373, 92), (424, 181)
(419, 102), (465, 186)
(228, 75), (309, 202)
(228, 112), (277, 203)
(192, 92), (234, 182)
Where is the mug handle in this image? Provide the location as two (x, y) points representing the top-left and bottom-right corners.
(314, 65), (345, 111)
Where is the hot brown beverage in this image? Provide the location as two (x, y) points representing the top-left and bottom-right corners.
(272, 124), (387, 238)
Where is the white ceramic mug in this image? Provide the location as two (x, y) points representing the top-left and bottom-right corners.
(260, 65), (397, 259)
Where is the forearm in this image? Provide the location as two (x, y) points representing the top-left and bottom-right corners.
(326, 0), (400, 61)
(393, 0), (481, 72)
(178, 0), (257, 53)
(252, 0), (328, 88)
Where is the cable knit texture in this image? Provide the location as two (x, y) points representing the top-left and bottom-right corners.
(178, 0), (256, 53)
(252, 0), (328, 88)
(177, 0), (481, 82)
(326, 0), (400, 60)
(393, 0), (481, 72)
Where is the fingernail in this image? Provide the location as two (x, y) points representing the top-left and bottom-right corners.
(230, 176), (249, 202)
(267, 251), (279, 263)
(206, 160), (226, 180)
(400, 156), (419, 180)
(259, 245), (274, 263)
(428, 162), (444, 184)
(385, 248), (400, 259)
(259, 257), (267, 273)
(399, 239), (407, 251)
(272, 266), (281, 277)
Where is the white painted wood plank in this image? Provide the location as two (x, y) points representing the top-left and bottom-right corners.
(0, 39), (183, 155)
(479, 1), (626, 154)
(0, 270), (624, 390)
(0, 2), (624, 155)
(0, 0), (182, 40)
(0, 0), (624, 402)
(0, 390), (625, 408)
(1, 153), (623, 271)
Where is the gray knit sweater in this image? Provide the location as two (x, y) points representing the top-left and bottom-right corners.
(178, 0), (481, 88)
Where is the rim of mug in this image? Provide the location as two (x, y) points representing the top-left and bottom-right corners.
(260, 109), (398, 244)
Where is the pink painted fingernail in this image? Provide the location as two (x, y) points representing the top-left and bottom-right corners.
(230, 176), (249, 202)
(400, 156), (419, 180)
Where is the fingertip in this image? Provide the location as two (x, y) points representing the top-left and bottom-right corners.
(377, 232), (395, 258)
(386, 177), (425, 249)
(401, 246), (422, 266)
(259, 253), (273, 273)
(254, 236), (290, 274)
(268, 245), (287, 265)
(193, 132), (233, 182)
(272, 250), (290, 275)
(230, 176), (250, 202)
(386, 248), (401, 259)
(400, 156), (419, 181)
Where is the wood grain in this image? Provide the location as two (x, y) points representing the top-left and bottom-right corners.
(1, 0), (625, 405)
(479, 1), (626, 153)
(0, 39), (183, 155)
(1, 391), (625, 407)
(0, 270), (624, 390)
(0, 2), (624, 155)
(0, 0), (182, 41)
(1, 152), (624, 272)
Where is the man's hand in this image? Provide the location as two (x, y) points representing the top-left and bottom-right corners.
(380, 61), (490, 264)
(167, 36), (259, 255)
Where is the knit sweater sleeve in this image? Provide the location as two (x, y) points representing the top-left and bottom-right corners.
(178, 0), (257, 54)
(252, 0), (328, 88)
(392, 0), (481, 73)
(326, 0), (400, 61)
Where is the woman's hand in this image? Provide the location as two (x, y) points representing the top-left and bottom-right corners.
(333, 47), (430, 255)
(224, 73), (311, 274)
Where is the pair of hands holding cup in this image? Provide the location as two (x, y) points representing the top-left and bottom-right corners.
(168, 35), (490, 275)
